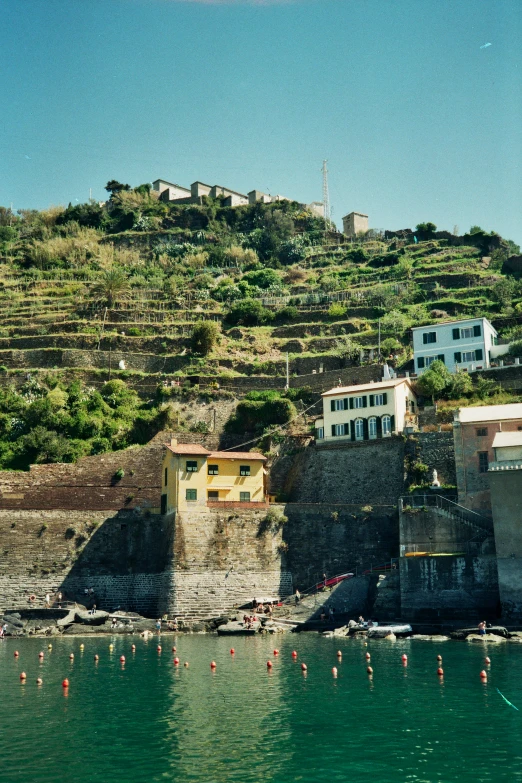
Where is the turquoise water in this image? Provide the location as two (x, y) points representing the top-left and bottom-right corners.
(1, 634), (521, 783)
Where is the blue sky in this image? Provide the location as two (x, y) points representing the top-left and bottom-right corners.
(1, 0), (521, 243)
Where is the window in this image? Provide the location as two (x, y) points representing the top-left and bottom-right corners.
(425, 355), (445, 367)
(382, 415), (392, 436)
(240, 492), (251, 502)
(461, 327), (473, 339)
(186, 489), (197, 501)
(410, 400), (416, 413)
(331, 398), (346, 412)
(208, 491), (219, 500)
(373, 393), (385, 406)
(186, 460), (198, 472)
(355, 418), (364, 441)
(316, 427), (324, 439)
(478, 452), (489, 473)
(239, 465), (251, 476)
(369, 417), (377, 439)
(160, 494), (167, 515)
(455, 349), (483, 364)
(332, 423), (346, 437)
(422, 332), (437, 344)
(164, 467), (168, 486)
(354, 396), (367, 409)
(476, 427), (488, 437)
(453, 324), (482, 340)
(208, 465), (219, 475)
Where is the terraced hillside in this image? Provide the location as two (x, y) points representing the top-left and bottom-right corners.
(0, 188), (520, 468)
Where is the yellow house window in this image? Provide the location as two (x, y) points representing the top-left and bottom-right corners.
(186, 461), (198, 472)
(186, 489), (197, 501)
(240, 465), (251, 476)
(208, 490), (219, 500)
(164, 467), (168, 486)
(208, 465), (219, 475)
(240, 492), (251, 502)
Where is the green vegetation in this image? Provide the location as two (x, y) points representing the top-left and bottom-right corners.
(0, 182), (521, 466)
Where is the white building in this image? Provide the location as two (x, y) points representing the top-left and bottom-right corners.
(343, 211), (368, 237)
(152, 179), (191, 201)
(412, 317), (498, 375)
(314, 378), (417, 443)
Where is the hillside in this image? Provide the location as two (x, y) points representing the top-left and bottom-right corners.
(0, 186), (520, 468)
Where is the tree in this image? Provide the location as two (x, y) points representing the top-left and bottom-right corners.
(105, 180), (131, 195)
(416, 360), (451, 402)
(190, 321), (220, 355)
(449, 370), (473, 399)
(415, 222), (437, 237)
(492, 278), (516, 310)
(243, 268), (281, 289)
(226, 299), (274, 326)
(380, 309), (410, 333)
(90, 268), (131, 307)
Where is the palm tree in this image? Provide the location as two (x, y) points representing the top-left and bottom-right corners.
(90, 268), (131, 308)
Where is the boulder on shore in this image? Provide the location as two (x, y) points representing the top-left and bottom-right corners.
(451, 626), (509, 640)
(75, 609), (109, 626)
(466, 633), (506, 643)
(410, 634), (451, 641)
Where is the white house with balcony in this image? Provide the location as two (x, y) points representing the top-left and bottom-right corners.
(412, 317), (498, 375)
(315, 378), (417, 443)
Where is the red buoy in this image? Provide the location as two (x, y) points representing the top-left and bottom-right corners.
(367, 666), (373, 675)
(210, 661), (216, 669)
(291, 650), (298, 658)
(173, 657), (180, 666)
(14, 651), (19, 658)
(62, 678), (69, 688)
(120, 655), (125, 663)
(36, 678), (43, 686)
(69, 653), (74, 660)
(401, 654), (408, 662)
(437, 654), (442, 661)
(38, 651), (44, 659)
(485, 656), (491, 665)
(131, 644), (136, 652)
(332, 667), (338, 677)
(172, 646), (176, 652)
(301, 663), (307, 671)
(437, 667), (444, 676)
(94, 654), (99, 661)
(273, 649), (279, 656)
(157, 645), (162, 653)
(230, 648), (235, 655)
(19, 672), (26, 681)
(337, 650), (342, 658)
(480, 670), (488, 680)
(365, 652), (371, 660)
(267, 660), (273, 669)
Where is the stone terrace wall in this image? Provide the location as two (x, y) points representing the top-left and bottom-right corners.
(284, 438), (405, 505)
(414, 431), (456, 488)
(283, 503), (399, 589)
(400, 555), (500, 621)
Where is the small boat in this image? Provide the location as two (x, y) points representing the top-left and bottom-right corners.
(367, 623), (412, 638)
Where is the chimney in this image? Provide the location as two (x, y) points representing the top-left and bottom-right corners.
(170, 438), (178, 448)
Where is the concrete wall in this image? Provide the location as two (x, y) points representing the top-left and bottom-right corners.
(284, 438), (405, 505)
(400, 555), (500, 621)
(489, 468), (522, 618)
(283, 502), (399, 589)
(399, 506), (493, 556)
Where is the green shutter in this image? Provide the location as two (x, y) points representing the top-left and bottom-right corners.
(452, 328), (460, 340)
(383, 392), (388, 404)
(362, 418), (369, 440)
(344, 398), (349, 410)
(438, 354), (445, 363)
(369, 394), (374, 407)
(475, 349), (483, 361)
(330, 400), (335, 412)
(454, 352), (462, 363)
(331, 425), (336, 436)
(390, 414), (395, 433)
(376, 416), (382, 437)
(417, 357), (425, 369)
(474, 324), (482, 337)
(350, 420), (356, 441)
(362, 396), (367, 408)
(344, 423), (350, 435)
(349, 397), (354, 409)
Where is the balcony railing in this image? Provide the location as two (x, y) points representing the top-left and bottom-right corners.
(206, 500), (269, 509)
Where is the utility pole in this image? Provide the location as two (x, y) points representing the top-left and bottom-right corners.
(285, 352), (289, 391)
(322, 160), (331, 233)
(378, 318), (381, 360)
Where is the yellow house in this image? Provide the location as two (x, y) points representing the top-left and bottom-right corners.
(161, 439), (267, 515)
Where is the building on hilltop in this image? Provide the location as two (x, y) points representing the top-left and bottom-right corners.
(412, 317), (502, 375)
(343, 212), (368, 237)
(314, 378), (417, 443)
(152, 179), (192, 202)
(489, 431), (522, 617)
(453, 402), (522, 514)
(162, 439), (267, 515)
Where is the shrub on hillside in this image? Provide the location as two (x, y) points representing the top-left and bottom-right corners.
(328, 303), (346, 319)
(225, 397), (296, 434)
(509, 340), (522, 358)
(190, 320), (220, 355)
(243, 268), (281, 289)
(225, 299), (274, 326)
(276, 305), (299, 322)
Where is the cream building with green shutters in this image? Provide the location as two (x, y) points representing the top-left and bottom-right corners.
(315, 378), (417, 443)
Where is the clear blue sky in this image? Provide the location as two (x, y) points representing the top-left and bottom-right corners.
(1, 0), (521, 243)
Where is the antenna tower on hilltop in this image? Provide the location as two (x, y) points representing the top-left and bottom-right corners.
(322, 159), (331, 231)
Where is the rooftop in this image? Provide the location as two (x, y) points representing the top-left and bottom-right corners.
(412, 316), (496, 333)
(152, 179), (190, 191)
(208, 451), (266, 462)
(455, 403), (522, 424)
(492, 432), (522, 449)
(322, 378), (412, 398)
(166, 443), (266, 461)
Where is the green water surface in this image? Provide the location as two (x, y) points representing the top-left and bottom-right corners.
(1, 633), (521, 783)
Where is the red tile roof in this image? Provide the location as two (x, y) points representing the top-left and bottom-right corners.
(166, 444), (210, 455)
(208, 451), (267, 461)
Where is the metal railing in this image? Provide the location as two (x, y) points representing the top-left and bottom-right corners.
(399, 494), (490, 531)
(400, 541), (487, 557)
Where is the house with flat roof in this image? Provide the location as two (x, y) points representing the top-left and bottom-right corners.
(315, 378), (417, 443)
(453, 403), (522, 514)
(161, 440), (267, 515)
(342, 212), (368, 237)
(412, 317), (497, 375)
(152, 179), (191, 202)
